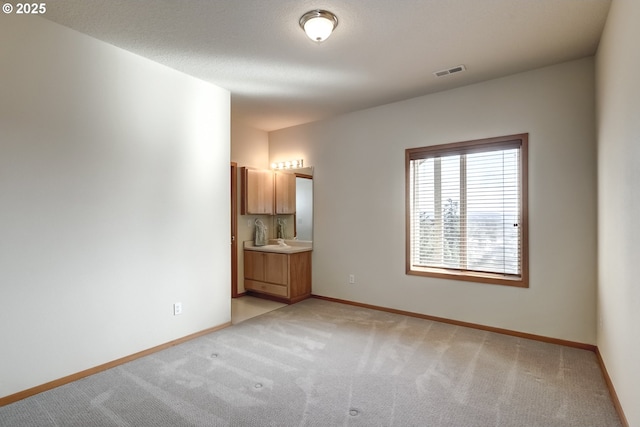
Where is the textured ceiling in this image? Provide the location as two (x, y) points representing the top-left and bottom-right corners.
(44, 0), (611, 132)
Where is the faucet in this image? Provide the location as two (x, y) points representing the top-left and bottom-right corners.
(277, 238), (288, 247)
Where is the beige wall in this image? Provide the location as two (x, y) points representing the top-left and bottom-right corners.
(231, 120), (269, 293)
(596, 0), (640, 424)
(0, 17), (230, 398)
(231, 120), (270, 170)
(270, 58), (598, 345)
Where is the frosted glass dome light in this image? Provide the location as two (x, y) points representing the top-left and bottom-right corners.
(299, 10), (338, 43)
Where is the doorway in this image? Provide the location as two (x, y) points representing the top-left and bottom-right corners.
(231, 162), (238, 298)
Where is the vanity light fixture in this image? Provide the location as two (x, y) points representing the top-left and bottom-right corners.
(271, 159), (304, 170)
(299, 9), (338, 42)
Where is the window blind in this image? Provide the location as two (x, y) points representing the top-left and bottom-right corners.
(406, 135), (527, 285)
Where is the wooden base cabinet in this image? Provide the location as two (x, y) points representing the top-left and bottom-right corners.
(244, 250), (311, 303)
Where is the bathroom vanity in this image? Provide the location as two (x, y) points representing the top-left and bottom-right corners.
(243, 240), (312, 304)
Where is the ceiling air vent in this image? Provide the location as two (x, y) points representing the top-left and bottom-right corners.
(433, 65), (466, 78)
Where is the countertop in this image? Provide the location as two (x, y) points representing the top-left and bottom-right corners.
(243, 240), (312, 254)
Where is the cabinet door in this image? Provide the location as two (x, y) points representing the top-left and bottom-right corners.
(289, 251), (312, 299)
(275, 171), (296, 214)
(264, 253), (288, 285)
(242, 168), (274, 215)
(244, 250), (265, 282)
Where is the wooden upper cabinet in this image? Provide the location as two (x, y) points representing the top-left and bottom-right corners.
(241, 167), (296, 215)
(275, 171), (296, 214)
(241, 167), (274, 215)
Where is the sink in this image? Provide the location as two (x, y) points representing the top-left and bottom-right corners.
(244, 240), (312, 253)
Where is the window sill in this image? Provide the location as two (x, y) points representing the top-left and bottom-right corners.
(407, 266), (528, 288)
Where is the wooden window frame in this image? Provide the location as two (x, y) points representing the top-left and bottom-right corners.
(405, 134), (529, 287)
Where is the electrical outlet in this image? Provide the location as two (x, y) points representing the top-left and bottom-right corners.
(348, 274), (355, 284)
(173, 302), (183, 316)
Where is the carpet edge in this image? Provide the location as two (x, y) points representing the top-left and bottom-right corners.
(0, 322), (232, 407)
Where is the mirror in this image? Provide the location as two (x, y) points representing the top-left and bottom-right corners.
(295, 168), (313, 240)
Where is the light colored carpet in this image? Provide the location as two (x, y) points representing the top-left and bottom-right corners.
(0, 299), (622, 426)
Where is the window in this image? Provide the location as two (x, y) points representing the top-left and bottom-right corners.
(406, 134), (528, 287)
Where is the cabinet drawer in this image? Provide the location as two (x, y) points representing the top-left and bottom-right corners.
(245, 280), (289, 297)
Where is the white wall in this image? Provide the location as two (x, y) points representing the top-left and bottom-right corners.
(270, 58), (598, 344)
(0, 17), (230, 398)
(596, 0), (640, 424)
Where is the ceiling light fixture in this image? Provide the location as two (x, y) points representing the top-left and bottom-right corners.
(271, 159), (304, 170)
(299, 9), (338, 43)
